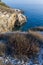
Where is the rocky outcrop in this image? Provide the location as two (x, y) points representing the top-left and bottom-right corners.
(30, 26), (43, 31)
(29, 30), (43, 42)
(0, 31), (42, 58)
(0, 2), (27, 33)
(0, 31), (42, 65)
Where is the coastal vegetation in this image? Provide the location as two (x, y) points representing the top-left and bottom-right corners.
(0, 31), (42, 65)
(0, 2), (9, 7)
(0, 1), (43, 65)
(0, 31), (42, 57)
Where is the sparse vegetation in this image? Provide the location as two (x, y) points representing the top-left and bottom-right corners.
(0, 2), (9, 8)
(0, 1), (43, 65)
(0, 32), (42, 58)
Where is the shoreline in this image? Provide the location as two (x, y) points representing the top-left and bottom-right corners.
(0, 2), (27, 33)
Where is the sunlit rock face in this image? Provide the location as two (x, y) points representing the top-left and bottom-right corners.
(18, 13), (27, 25)
(0, 3), (27, 33)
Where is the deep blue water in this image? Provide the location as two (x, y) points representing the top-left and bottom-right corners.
(4, 3), (43, 31)
(1, 2), (43, 65)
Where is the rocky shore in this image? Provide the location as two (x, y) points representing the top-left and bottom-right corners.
(0, 2), (43, 65)
(30, 26), (43, 31)
(0, 31), (42, 65)
(0, 31), (43, 57)
(0, 2), (27, 33)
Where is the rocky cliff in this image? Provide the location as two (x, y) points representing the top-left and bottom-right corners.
(0, 2), (27, 33)
(0, 2), (43, 65)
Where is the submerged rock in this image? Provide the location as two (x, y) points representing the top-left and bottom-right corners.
(0, 2), (27, 33)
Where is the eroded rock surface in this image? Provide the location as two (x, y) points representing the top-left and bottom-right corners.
(0, 3), (27, 33)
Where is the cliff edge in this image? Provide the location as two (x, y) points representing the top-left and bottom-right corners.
(0, 2), (27, 33)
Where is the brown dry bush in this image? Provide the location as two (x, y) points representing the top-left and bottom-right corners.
(5, 33), (40, 58)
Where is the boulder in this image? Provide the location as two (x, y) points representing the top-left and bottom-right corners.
(18, 13), (26, 25)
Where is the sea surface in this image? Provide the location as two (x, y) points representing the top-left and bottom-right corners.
(1, 1), (43, 65)
(3, 2), (43, 31)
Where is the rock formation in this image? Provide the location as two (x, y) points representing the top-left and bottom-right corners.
(30, 26), (43, 31)
(0, 31), (42, 65)
(0, 2), (43, 65)
(0, 2), (27, 33)
(0, 31), (42, 58)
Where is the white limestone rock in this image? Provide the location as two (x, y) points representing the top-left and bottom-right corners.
(0, 5), (27, 33)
